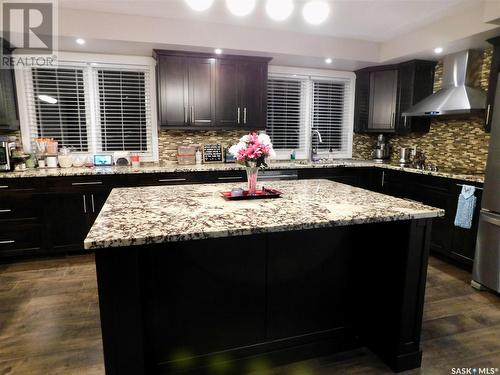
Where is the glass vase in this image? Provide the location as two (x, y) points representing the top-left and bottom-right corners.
(246, 162), (258, 195)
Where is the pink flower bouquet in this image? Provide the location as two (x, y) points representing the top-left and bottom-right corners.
(228, 133), (275, 194)
(228, 132), (276, 168)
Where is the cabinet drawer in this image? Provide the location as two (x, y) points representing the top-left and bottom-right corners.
(0, 178), (40, 192)
(0, 193), (39, 220)
(44, 175), (124, 192)
(0, 222), (42, 256)
(129, 173), (201, 186)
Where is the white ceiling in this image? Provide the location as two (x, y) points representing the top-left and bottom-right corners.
(59, 0), (476, 42)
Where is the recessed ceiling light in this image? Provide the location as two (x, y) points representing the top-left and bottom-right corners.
(38, 95), (57, 104)
(325, 58), (332, 64)
(434, 47), (443, 54)
(185, 0), (214, 11)
(75, 38), (86, 45)
(226, 0), (256, 16)
(303, 1), (330, 25)
(214, 48), (223, 55)
(266, 0), (294, 21)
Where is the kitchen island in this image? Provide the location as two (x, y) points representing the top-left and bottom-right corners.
(85, 179), (444, 375)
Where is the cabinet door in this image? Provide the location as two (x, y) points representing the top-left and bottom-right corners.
(0, 48), (19, 131)
(239, 61), (267, 129)
(449, 188), (482, 264)
(158, 56), (188, 127)
(44, 193), (89, 253)
(86, 190), (111, 227)
(187, 57), (215, 126)
(368, 70), (398, 130)
(354, 71), (370, 132)
(215, 59), (240, 126)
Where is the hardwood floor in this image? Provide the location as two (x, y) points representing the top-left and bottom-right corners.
(0, 255), (499, 375)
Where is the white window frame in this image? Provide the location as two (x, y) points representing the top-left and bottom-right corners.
(15, 52), (159, 162)
(267, 65), (355, 160)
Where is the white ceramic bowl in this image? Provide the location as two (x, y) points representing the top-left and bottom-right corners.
(72, 155), (86, 167)
(58, 155), (73, 168)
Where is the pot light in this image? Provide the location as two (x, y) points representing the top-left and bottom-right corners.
(214, 48), (223, 54)
(75, 38), (86, 45)
(325, 58), (332, 64)
(226, 0), (256, 16)
(38, 95), (57, 104)
(266, 0), (294, 21)
(303, 1), (330, 25)
(185, 0), (214, 11)
(434, 47), (443, 54)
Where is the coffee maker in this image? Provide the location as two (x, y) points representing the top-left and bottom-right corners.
(372, 134), (390, 163)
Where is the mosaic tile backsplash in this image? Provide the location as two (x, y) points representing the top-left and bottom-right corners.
(158, 130), (246, 163)
(352, 48), (492, 174)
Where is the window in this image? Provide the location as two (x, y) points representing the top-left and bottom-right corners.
(17, 53), (158, 161)
(266, 67), (354, 160)
(312, 79), (351, 154)
(31, 67), (88, 152)
(267, 78), (307, 155)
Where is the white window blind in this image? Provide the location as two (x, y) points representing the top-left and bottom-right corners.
(266, 77), (307, 158)
(27, 67), (90, 152)
(18, 54), (158, 161)
(312, 79), (352, 155)
(95, 69), (153, 157)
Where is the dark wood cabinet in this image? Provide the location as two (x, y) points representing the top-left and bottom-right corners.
(485, 36), (500, 133)
(354, 60), (435, 134)
(397, 60), (436, 133)
(155, 50), (271, 130)
(369, 69), (398, 131)
(156, 54), (215, 127)
(380, 170), (482, 268)
(238, 61), (268, 129)
(0, 39), (19, 132)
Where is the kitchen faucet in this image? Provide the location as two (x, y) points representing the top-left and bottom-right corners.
(311, 129), (323, 162)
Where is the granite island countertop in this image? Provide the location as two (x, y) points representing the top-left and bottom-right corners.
(84, 179), (444, 250)
(0, 159), (485, 183)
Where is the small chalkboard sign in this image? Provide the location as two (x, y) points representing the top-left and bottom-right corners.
(202, 144), (224, 163)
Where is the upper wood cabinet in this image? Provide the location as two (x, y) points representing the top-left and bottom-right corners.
(0, 39), (19, 132)
(354, 60), (436, 134)
(485, 36), (500, 133)
(154, 50), (271, 130)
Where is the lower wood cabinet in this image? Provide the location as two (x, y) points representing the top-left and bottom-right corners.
(0, 167), (483, 269)
(380, 170), (482, 267)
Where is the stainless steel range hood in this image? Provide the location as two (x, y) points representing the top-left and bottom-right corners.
(402, 50), (486, 117)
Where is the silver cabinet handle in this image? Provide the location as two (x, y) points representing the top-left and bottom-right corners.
(486, 104), (491, 125)
(390, 112), (395, 128)
(258, 174), (298, 179)
(404, 116), (407, 127)
(83, 195), (87, 214)
(381, 171), (385, 187)
(0, 186), (8, 189)
(158, 178), (187, 182)
(244, 107), (247, 124)
(217, 176), (243, 180)
(0, 240), (15, 244)
(0, 209), (12, 213)
(237, 107), (241, 124)
(191, 106), (194, 123)
(184, 106), (188, 124)
(91, 194), (95, 213)
(72, 181), (103, 186)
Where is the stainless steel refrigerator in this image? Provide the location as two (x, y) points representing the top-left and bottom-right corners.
(472, 75), (500, 293)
